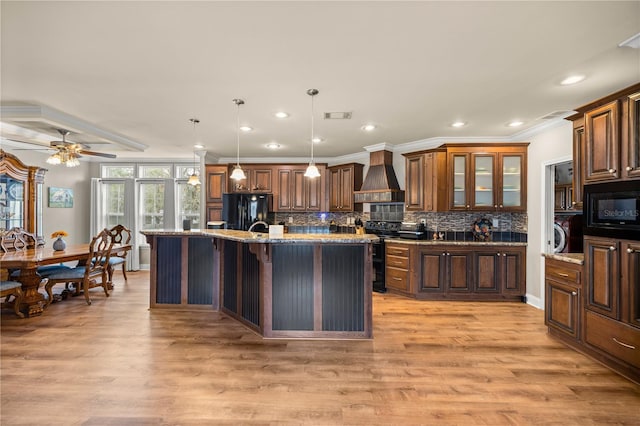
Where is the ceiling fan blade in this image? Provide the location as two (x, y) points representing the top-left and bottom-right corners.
(78, 149), (116, 159)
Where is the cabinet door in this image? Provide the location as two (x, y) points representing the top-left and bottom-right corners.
(418, 249), (445, 292)
(626, 92), (640, 179)
(251, 167), (273, 192)
(276, 169), (292, 211)
(545, 279), (580, 339)
(448, 251), (472, 292)
(554, 186), (566, 211)
(338, 167), (353, 211)
(328, 168), (341, 211)
(405, 155), (424, 211)
(572, 119), (585, 209)
(502, 250), (525, 295)
(498, 153), (525, 211)
(584, 100), (620, 182)
(473, 251), (500, 292)
(584, 236), (620, 319)
(291, 170), (307, 211)
(471, 154), (495, 210)
(305, 172), (323, 211)
(623, 240), (640, 328)
(206, 166), (227, 203)
(449, 153), (469, 210)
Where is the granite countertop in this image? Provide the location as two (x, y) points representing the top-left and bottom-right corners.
(140, 229), (379, 244)
(385, 238), (527, 247)
(542, 252), (585, 265)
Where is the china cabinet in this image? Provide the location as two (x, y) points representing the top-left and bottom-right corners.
(0, 150), (46, 242)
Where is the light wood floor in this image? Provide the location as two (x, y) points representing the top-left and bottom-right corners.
(1, 271), (639, 425)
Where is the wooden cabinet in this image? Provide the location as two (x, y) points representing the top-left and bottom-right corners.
(229, 165), (274, 193)
(448, 145), (528, 212)
(582, 235), (640, 382)
(328, 163), (363, 212)
(385, 243), (410, 293)
(0, 150), (46, 241)
(403, 149), (447, 212)
(545, 258), (583, 340)
(554, 184), (575, 211)
(274, 165), (326, 212)
(418, 246), (472, 294)
(205, 165), (228, 222)
(567, 82), (640, 184)
(404, 154), (424, 211)
(388, 242), (526, 301)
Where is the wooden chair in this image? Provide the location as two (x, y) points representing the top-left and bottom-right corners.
(0, 228), (71, 278)
(106, 224), (132, 285)
(1, 280), (26, 318)
(44, 229), (114, 306)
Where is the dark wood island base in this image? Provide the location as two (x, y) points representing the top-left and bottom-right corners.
(142, 230), (377, 339)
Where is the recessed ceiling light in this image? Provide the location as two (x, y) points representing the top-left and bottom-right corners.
(193, 144), (204, 149)
(560, 75), (585, 85)
(239, 126), (252, 132)
(451, 121), (466, 128)
(312, 137), (323, 143)
(508, 120), (524, 127)
(362, 124), (376, 132)
(274, 112), (289, 119)
(266, 142), (281, 149)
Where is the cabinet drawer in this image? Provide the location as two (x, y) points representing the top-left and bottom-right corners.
(545, 260), (581, 285)
(386, 266), (409, 291)
(386, 244), (409, 257)
(386, 254), (409, 269)
(585, 310), (640, 368)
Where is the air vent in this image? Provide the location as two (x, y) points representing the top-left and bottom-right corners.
(540, 110), (572, 120)
(324, 112), (352, 119)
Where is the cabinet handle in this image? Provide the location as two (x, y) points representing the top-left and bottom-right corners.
(626, 166), (633, 172)
(499, 204), (503, 208)
(612, 337), (636, 350)
(571, 291), (577, 296)
(392, 277), (402, 281)
(466, 205), (470, 209)
(628, 248), (636, 254)
(609, 246), (616, 251)
(572, 201), (577, 206)
(494, 204), (498, 208)
(557, 272), (569, 277)
(608, 168), (616, 174)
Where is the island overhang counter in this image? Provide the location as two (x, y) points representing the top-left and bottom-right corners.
(141, 229), (378, 339)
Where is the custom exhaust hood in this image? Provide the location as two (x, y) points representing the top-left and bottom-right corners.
(354, 150), (405, 203)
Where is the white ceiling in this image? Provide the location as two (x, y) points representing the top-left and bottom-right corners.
(1, 1), (639, 163)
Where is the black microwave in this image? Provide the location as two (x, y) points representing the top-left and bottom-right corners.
(584, 180), (640, 240)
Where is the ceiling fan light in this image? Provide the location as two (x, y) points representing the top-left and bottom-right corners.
(65, 156), (80, 167)
(46, 153), (61, 165)
(230, 165), (246, 180)
(304, 162), (320, 178)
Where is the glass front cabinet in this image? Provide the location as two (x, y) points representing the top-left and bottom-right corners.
(0, 150), (46, 242)
(447, 144), (528, 212)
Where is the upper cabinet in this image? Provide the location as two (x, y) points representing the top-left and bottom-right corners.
(567, 82), (640, 185)
(0, 150), (46, 241)
(273, 164), (327, 212)
(228, 165), (274, 192)
(328, 163), (363, 212)
(205, 165), (228, 222)
(403, 144), (528, 212)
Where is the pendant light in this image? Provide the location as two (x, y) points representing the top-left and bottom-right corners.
(230, 98), (247, 181)
(304, 89), (321, 178)
(187, 118), (201, 186)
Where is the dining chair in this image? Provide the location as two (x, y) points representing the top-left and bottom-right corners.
(44, 229), (114, 306)
(0, 228), (71, 278)
(106, 224), (132, 285)
(0, 280), (27, 318)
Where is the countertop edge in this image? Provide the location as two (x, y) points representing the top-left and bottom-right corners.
(541, 252), (585, 265)
(140, 229), (379, 244)
(385, 239), (527, 247)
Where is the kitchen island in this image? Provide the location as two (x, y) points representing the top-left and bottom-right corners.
(141, 229), (378, 339)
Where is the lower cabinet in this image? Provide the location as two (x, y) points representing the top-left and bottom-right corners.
(545, 257), (582, 341)
(386, 242), (526, 301)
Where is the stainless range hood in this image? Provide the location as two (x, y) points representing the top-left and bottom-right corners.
(354, 150), (405, 203)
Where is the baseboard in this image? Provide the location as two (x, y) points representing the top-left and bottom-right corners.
(525, 293), (543, 309)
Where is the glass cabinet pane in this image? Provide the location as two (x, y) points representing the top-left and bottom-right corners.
(502, 155), (522, 207)
(474, 156), (493, 207)
(36, 182), (43, 238)
(0, 177), (24, 231)
(452, 155), (466, 208)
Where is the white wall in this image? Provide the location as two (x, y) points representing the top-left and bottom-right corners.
(525, 121), (573, 308)
(3, 148), (92, 246)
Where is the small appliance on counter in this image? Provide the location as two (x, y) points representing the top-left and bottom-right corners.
(397, 222), (427, 239)
(206, 221), (226, 229)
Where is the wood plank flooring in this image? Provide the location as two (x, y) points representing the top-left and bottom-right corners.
(1, 271), (639, 425)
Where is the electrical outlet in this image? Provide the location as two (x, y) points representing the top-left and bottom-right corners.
(492, 218), (499, 228)
(420, 218), (426, 225)
(288, 216), (293, 223)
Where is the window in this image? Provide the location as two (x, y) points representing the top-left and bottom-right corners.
(177, 182), (201, 229)
(102, 165), (135, 178)
(139, 165), (172, 178)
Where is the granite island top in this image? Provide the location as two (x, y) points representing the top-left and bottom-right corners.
(140, 229), (379, 244)
(542, 252), (585, 265)
(385, 238), (527, 247)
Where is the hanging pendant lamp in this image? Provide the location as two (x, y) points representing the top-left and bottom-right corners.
(187, 118), (201, 186)
(304, 89), (321, 178)
(230, 98), (247, 181)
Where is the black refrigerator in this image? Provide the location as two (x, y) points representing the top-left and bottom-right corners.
(222, 193), (273, 231)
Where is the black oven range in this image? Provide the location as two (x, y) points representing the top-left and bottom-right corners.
(365, 221), (401, 293)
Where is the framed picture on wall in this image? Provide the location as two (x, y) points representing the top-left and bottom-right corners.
(48, 187), (74, 208)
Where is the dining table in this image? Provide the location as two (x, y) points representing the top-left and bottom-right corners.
(0, 243), (130, 317)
